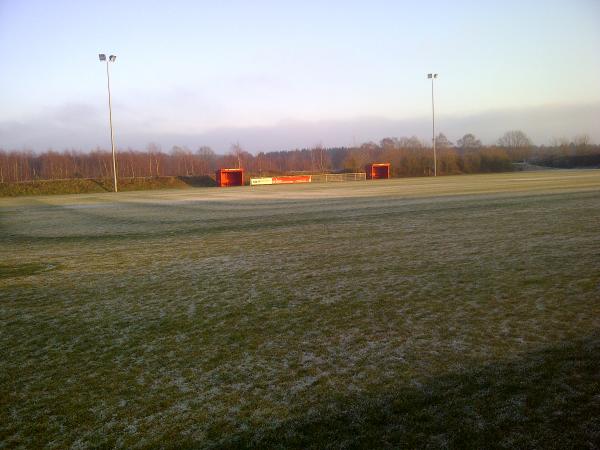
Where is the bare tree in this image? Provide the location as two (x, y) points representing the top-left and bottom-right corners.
(397, 136), (424, 149)
(380, 137), (397, 150)
(573, 134), (591, 147)
(498, 130), (532, 148)
(497, 130), (532, 161)
(196, 146), (215, 175)
(457, 133), (482, 149)
(311, 143), (329, 173)
(436, 133), (453, 148)
(230, 142), (244, 168)
(147, 143), (162, 177)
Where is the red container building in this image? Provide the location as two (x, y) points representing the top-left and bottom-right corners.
(365, 163), (390, 179)
(216, 168), (244, 187)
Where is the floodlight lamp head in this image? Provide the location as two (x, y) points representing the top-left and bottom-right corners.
(109, 55), (116, 62)
(434, 73), (438, 78)
(99, 54), (106, 61)
(427, 73), (432, 78)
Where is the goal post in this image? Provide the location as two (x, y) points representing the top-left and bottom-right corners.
(310, 172), (366, 183)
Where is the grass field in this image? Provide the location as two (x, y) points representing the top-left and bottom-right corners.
(1, 170), (600, 449)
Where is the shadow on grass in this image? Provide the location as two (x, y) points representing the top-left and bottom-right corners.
(195, 335), (600, 449)
(177, 176), (217, 187)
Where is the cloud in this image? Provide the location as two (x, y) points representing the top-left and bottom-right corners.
(1, 102), (599, 152)
(0, 103), (106, 150)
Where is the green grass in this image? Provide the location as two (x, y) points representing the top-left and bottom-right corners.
(0, 262), (59, 279)
(1, 170), (599, 448)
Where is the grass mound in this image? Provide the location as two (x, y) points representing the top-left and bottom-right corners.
(0, 176), (216, 197)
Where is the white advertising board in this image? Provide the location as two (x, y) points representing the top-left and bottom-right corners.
(250, 177), (274, 185)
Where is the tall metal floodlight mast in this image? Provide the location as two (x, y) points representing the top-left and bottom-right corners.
(99, 53), (118, 192)
(427, 73), (438, 176)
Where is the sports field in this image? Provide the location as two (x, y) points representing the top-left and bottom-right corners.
(1, 170), (600, 448)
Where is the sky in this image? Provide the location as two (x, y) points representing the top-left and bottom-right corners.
(0, 0), (599, 153)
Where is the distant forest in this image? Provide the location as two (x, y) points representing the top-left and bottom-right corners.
(1, 131), (598, 183)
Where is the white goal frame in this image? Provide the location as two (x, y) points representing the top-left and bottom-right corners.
(310, 173), (366, 183)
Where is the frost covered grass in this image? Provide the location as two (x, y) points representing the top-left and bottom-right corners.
(1, 170), (600, 448)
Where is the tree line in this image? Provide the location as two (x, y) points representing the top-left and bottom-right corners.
(1, 131), (597, 183)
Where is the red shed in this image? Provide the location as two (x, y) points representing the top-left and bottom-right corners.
(216, 168), (244, 187)
(365, 163), (390, 179)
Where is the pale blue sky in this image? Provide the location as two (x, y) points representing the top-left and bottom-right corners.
(0, 0), (599, 151)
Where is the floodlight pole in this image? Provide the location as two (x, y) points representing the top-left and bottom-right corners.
(428, 73), (438, 177)
(100, 54), (118, 192)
